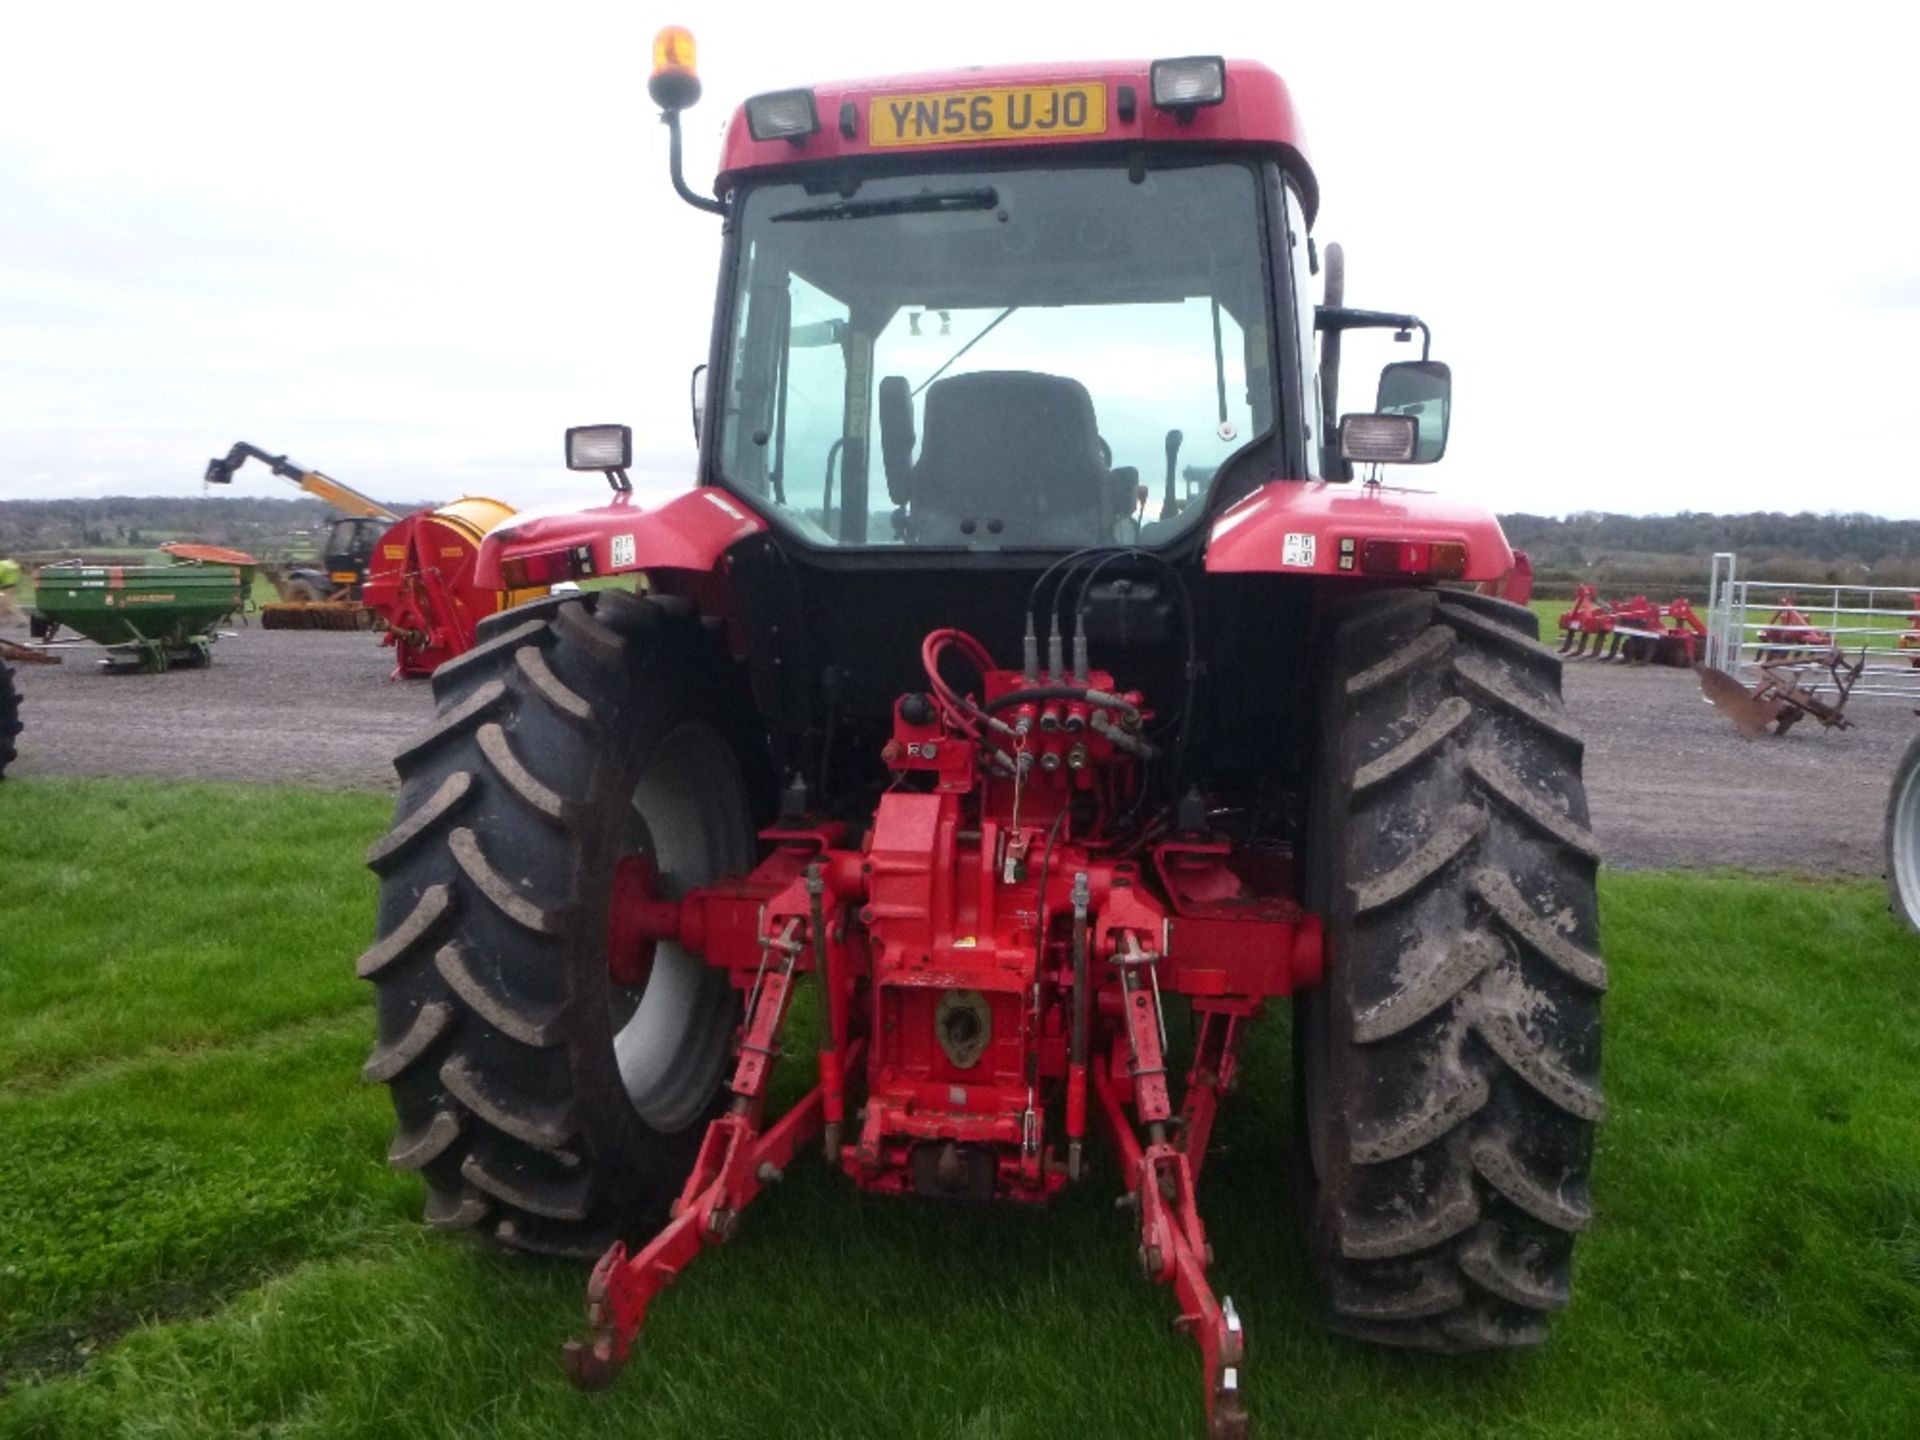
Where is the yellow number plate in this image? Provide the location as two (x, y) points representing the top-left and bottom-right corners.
(869, 83), (1107, 148)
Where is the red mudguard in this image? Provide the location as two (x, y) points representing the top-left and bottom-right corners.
(1203, 479), (1514, 582)
(475, 488), (767, 591)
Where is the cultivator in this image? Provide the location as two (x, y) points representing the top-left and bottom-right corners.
(1752, 596), (1834, 665)
(259, 598), (374, 631)
(1556, 585), (1705, 665)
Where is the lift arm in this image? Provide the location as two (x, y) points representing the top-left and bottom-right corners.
(203, 442), (400, 523)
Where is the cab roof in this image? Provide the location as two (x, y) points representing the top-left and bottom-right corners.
(713, 58), (1316, 221)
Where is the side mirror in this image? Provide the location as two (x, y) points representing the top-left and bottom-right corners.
(1375, 359), (1451, 463)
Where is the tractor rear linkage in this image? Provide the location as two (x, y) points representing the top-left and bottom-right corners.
(560, 630), (1322, 1438)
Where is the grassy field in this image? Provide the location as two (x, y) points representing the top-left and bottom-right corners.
(1, 778), (1916, 1438)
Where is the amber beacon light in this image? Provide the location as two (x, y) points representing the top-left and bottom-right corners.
(649, 25), (701, 111)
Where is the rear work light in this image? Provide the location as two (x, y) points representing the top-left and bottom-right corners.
(567, 422), (634, 495)
(567, 424), (632, 472)
(1356, 538), (1469, 580)
(746, 88), (820, 143)
(1150, 56), (1226, 113)
(1338, 413), (1419, 464)
(501, 544), (597, 591)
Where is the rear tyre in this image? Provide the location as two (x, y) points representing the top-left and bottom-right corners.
(1889, 732), (1920, 933)
(0, 660), (20, 779)
(1297, 589), (1605, 1350)
(358, 591), (769, 1256)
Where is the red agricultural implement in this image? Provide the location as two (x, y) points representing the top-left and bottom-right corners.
(1752, 595), (1834, 665)
(1556, 585), (1705, 666)
(358, 35), (1605, 1437)
(205, 443), (537, 675)
(360, 497), (544, 678)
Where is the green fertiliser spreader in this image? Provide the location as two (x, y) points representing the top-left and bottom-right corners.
(29, 558), (251, 672)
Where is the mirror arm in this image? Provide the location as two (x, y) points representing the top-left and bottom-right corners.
(1315, 307), (1432, 360)
(663, 109), (727, 217)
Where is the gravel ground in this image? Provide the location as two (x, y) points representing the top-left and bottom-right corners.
(3, 619), (426, 793)
(1564, 659), (1912, 873)
(5, 615), (1912, 874)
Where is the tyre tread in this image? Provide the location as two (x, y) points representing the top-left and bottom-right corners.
(1301, 587), (1603, 1351)
(359, 591), (755, 1252)
(354, 884), (452, 978)
(361, 1000), (454, 1082)
(366, 772), (473, 872)
(395, 680), (508, 771)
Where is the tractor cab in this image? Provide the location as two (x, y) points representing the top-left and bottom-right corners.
(483, 44), (1490, 605)
(693, 54), (1322, 555)
(482, 45), (1499, 737)
(715, 154), (1274, 549)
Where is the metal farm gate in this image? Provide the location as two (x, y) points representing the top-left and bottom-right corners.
(1705, 552), (1920, 702)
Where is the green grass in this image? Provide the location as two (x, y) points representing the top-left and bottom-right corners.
(2, 778), (1916, 1438)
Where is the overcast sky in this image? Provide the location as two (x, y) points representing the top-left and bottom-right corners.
(2, 1), (1914, 518)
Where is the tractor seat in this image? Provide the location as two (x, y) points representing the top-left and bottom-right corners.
(909, 370), (1108, 544)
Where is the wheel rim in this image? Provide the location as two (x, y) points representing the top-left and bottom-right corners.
(610, 721), (753, 1132)
(1895, 750), (1920, 924)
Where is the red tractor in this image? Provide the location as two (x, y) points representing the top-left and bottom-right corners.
(358, 34), (1604, 1437)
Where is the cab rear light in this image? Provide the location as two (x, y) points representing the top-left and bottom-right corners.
(745, 88), (820, 142)
(1358, 539), (1468, 579)
(1150, 56), (1227, 111)
(501, 544), (596, 590)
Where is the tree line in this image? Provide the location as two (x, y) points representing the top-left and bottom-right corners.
(0, 495), (431, 562)
(1502, 511), (1920, 595)
(3, 498), (1917, 593)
